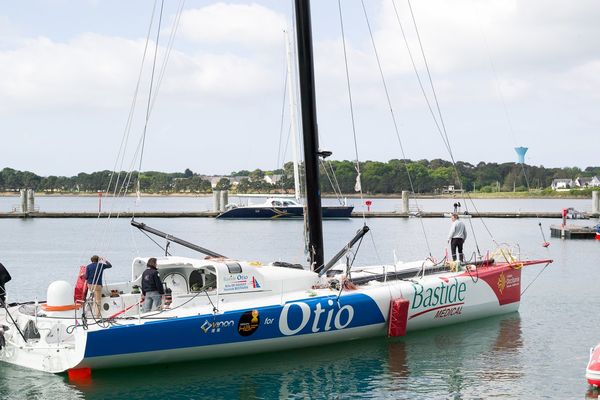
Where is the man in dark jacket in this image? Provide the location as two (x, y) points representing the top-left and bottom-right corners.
(0, 262), (11, 303)
(84, 255), (112, 318)
(141, 258), (164, 312)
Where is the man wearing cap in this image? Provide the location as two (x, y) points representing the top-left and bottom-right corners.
(141, 258), (164, 312)
(448, 213), (467, 262)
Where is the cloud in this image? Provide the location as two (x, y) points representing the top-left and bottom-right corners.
(178, 3), (288, 48)
(1, 0), (599, 174)
(0, 36), (284, 114)
(0, 34), (146, 110)
(161, 51), (281, 103)
(558, 61), (600, 99)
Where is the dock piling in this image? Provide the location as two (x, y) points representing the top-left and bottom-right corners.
(213, 190), (221, 212)
(27, 189), (35, 212)
(220, 190), (228, 212)
(20, 189), (27, 213)
(402, 191), (409, 214)
(593, 191), (599, 215)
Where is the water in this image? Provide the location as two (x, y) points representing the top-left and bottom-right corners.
(0, 198), (599, 399)
(0, 194), (593, 213)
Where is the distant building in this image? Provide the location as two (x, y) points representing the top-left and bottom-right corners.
(441, 185), (464, 194)
(551, 179), (574, 190)
(228, 176), (249, 186)
(203, 175), (248, 188)
(264, 174), (283, 185)
(575, 176), (600, 188)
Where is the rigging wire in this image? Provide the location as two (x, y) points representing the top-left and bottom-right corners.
(474, 3), (549, 247)
(136, 0), (166, 196)
(359, 0), (432, 256)
(276, 66), (289, 171)
(116, 0), (184, 207)
(320, 160), (344, 203)
(149, 0), (186, 114)
(398, 0), (500, 254)
(336, 0), (366, 223)
(79, 0), (160, 264)
(93, 0), (185, 260)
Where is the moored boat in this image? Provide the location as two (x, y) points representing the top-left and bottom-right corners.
(217, 197), (353, 219)
(0, 0), (553, 377)
(587, 344), (600, 386)
(0, 244), (550, 373)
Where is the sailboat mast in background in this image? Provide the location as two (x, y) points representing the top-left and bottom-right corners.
(284, 30), (302, 201)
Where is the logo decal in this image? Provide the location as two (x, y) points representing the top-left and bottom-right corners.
(238, 310), (260, 337)
(278, 299), (354, 336)
(497, 271), (506, 294)
(201, 319), (234, 334)
(252, 277), (261, 288)
(411, 278), (466, 310)
(409, 278), (467, 319)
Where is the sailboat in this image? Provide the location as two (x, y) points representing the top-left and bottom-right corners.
(0, 0), (551, 376)
(216, 196), (354, 219)
(217, 31), (353, 220)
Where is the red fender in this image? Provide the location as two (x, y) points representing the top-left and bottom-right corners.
(74, 265), (88, 303)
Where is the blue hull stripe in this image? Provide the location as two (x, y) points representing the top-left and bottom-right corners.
(84, 293), (384, 358)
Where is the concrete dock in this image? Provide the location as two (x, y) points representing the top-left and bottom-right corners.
(550, 224), (598, 239)
(0, 211), (596, 219)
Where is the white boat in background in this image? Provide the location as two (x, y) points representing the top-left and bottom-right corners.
(217, 197), (353, 219)
(0, 0), (552, 377)
(217, 29), (353, 221)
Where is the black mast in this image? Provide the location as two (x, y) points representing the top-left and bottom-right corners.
(294, 0), (324, 271)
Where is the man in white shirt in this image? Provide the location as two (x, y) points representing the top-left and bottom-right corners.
(448, 213), (467, 262)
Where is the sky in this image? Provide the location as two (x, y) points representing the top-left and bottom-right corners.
(0, 0), (598, 177)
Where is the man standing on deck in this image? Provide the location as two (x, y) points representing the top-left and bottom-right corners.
(85, 255), (112, 318)
(141, 257), (164, 312)
(448, 213), (467, 262)
(0, 261), (11, 304)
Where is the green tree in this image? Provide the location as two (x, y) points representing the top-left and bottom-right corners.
(215, 178), (231, 190)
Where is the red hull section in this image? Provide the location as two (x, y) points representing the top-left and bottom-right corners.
(462, 260), (551, 306)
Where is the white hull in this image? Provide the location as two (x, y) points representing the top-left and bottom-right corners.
(0, 255), (547, 374)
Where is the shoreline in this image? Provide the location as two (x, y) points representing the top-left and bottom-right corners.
(1, 211), (597, 219)
(0, 192), (594, 200)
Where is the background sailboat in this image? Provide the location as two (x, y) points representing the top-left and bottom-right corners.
(217, 30), (353, 220)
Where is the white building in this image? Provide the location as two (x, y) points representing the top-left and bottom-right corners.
(551, 179), (574, 190)
(575, 176), (600, 188)
(264, 174), (283, 185)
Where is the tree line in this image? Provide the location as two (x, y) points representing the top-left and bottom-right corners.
(1, 160), (599, 195)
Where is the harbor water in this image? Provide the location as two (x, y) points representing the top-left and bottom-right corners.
(0, 194), (594, 214)
(0, 197), (598, 399)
